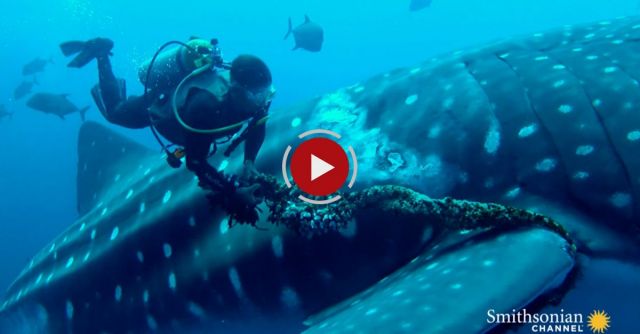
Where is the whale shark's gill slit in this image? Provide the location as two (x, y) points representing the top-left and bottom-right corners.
(493, 53), (572, 183)
(543, 53), (636, 214)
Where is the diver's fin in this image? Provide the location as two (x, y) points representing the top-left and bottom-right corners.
(63, 38), (114, 68)
(79, 106), (90, 122)
(59, 41), (86, 56)
(284, 17), (293, 40)
(304, 14), (311, 23)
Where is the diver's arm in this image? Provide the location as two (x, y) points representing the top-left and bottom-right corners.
(183, 88), (229, 190)
(244, 122), (266, 163)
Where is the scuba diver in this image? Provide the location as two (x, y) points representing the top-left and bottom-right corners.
(60, 37), (275, 223)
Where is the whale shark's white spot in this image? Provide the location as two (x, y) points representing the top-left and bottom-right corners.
(143, 290), (149, 304)
(603, 66), (617, 73)
(483, 259), (495, 267)
(162, 190), (172, 204)
(451, 283), (463, 290)
(168, 272), (177, 291)
(110, 227), (119, 241)
(572, 47), (583, 52)
(46, 273), (54, 284)
(428, 125), (441, 139)
(125, 189), (134, 200)
(553, 64), (566, 70)
(353, 86), (365, 93)
(558, 104), (573, 114)
(592, 99), (603, 107)
(484, 120), (501, 155)
(114, 174), (121, 182)
(218, 160), (229, 171)
(534, 55), (549, 61)
(219, 218), (229, 234)
(626, 130), (640, 141)
(410, 67), (422, 74)
(365, 308), (378, 316)
(49, 243), (56, 253)
(576, 145), (594, 156)
(552, 80), (566, 88)
(421, 155), (442, 177)
(163, 243), (172, 258)
(586, 55), (598, 61)
(444, 83), (453, 91)
(536, 158), (557, 172)
(188, 216), (196, 227)
(194, 248), (200, 258)
(101, 207), (108, 216)
(146, 315), (158, 331)
(533, 32), (544, 37)
(35, 273), (43, 284)
(442, 97), (455, 109)
(79, 223), (86, 232)
(426, 262), (439, 270)
(280, 286), (301, 309)
(573, 171), (590, 180)
(499, 52), (510, 58)
(505, 187), (521, 199)
(228, 267), (244, 298)
(518, 124), (538, 138)
(187, 301), (206, 318)
(339, 220), (358, 238)
(90, 229), (97, 240)
(65, 257), (74, 268)
(139, 202), (146, 213)
(404, 94), (418, 105)
(441, 268), (452, 275)
(291, 117), (302, 128)
(83, 251), (91, 262)
(612, 39), (624, 45)
(271, 236), (284, 258)
(610, 192), (631, 208)
(65, 300), (74, 319)
(392, 290), (405, 297)
(114, 285), (122, 302)
(143, 168), (151, 176)
(136, 251), (144, 263)
(584, 33), (596, 39)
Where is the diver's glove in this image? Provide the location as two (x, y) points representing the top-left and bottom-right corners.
(203, 174), (263, 225)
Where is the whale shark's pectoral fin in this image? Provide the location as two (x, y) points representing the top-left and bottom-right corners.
(303, 227), (576, 333)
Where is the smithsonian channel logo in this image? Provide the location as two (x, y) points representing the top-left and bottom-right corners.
(487, 309), (611, 333)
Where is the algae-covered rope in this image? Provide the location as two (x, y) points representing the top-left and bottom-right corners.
(245, 174), (577, 254)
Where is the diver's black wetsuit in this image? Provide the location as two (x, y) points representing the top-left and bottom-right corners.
(96, 55), (266, 189)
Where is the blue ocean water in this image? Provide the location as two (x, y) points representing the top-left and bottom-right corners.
(0, 0), (639, 332)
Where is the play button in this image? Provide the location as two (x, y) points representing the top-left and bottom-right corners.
(311, 154), (334, 181)
(290, 137), (350, 196)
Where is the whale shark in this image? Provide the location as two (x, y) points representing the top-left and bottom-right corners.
(2, 16), (640, 333)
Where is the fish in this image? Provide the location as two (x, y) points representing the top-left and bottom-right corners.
(22, 57), (52, 76)
(284, 15), (324, 52)
(410, 0), (432, 11)
(0, 105), (12, 121)
(26, 93), (89, 121)
(13, 79), (37, 100)
(3, 16), (640, 333)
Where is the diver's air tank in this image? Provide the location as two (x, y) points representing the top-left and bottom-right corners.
(138, 38), (215, 94)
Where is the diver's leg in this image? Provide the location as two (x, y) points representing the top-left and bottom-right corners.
(94, 55), (151, 129)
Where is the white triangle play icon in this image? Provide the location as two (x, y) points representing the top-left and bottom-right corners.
(311, 154), (334, 181)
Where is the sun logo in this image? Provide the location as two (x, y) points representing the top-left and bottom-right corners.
(587, 310), (611, 333)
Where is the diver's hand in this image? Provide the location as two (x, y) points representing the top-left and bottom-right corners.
(235, 183), (262, 206)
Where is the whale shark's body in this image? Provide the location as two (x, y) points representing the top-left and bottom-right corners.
(2, 16), (640, 334)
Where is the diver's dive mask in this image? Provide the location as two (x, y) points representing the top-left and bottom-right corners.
(246, 84), (276, 110)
